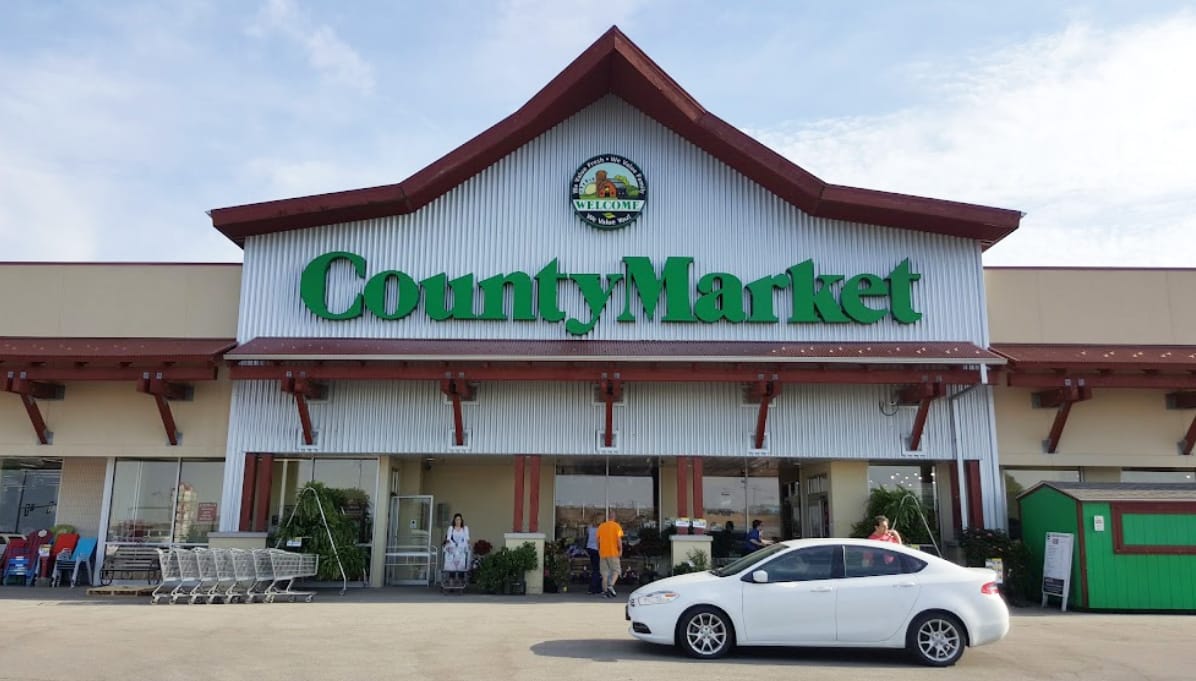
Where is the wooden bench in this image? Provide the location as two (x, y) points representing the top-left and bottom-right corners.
(100, 545), (162, 586)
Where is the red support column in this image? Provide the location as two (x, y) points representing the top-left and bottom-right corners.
(948, 464), (962, 535)
(528, 455), (541, 533)
(253, 454), (274, 532)
(964, 461), (984, 529)
(691, 457), (704, 534)
(239, 453), (257, 531)
(513, 455), (526, 532)
(676, 456), (689, 526)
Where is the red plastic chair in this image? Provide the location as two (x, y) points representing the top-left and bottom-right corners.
(45, 533), (79, 580)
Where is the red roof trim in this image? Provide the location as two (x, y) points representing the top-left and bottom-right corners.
(210, 27), (1021, 248)
(992, 343), (1196, 370)
(0, 337), (236, 364)
(226, 337), (1002, 365)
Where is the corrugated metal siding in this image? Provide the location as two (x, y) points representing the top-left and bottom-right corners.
(236, 96), (987, 344)
(223, 379), (993, 460)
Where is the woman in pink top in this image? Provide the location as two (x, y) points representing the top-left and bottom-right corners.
(868, 515), (902, 544)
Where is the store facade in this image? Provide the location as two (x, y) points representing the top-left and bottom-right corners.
(208, 29), (1015, 588)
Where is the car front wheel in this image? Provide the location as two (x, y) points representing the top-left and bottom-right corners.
(676, 606), (734, 659)
(907, 612), (966, 667)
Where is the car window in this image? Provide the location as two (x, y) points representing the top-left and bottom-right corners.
(843, 546), (915, 577)
(757, 546), (836, 583)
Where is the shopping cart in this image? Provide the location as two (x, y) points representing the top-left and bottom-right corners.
(265, 549), (319, 603)
(171, 549), (201, 604)
(211, 548), (238, 604)
(150, 548), (180, 605)
(245, 549), (275, 603)
(189, 548), (221, 604)
(227, 548), (257, 603)
(439, 567), (468, 595)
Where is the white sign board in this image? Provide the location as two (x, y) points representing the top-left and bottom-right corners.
(1041, 532), (1075, 611)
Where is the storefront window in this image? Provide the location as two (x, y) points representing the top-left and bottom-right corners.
(108, 459), (224, 545)
(0, 458), (61, 534)
(269, 458), (377, 545)
(1120, 468), (1196, 483)
(553, 458), (659, 546)
(702, 458), (782, 559)
(174, 461), (224, 544)
(867, 464), (938, 542)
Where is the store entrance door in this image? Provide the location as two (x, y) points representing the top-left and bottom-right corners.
(385, 494), (436, 586)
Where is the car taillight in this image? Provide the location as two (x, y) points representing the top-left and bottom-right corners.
(981, 582), (1000, 595)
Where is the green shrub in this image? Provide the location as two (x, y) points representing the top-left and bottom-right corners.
(272, 482), (368, 582)
(475, 542), (539, 593)
(850, 486), (939, 545)
(958, 528), (1034, 605)
(672, 548), (709, 576)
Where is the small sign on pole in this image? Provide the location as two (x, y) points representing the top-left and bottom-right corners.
(985, 558), (1004, 584)
(1041, 532), (1075, 611)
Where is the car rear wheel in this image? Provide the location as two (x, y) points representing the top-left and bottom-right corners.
(907, 612), (966, 667)
(676, 606), (734, 659)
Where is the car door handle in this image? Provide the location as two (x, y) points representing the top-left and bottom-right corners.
(893, 582), (917, 588)
(811, 586), (834, 592)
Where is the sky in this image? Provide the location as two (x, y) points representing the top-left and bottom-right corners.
(1, 1), (1194, 266)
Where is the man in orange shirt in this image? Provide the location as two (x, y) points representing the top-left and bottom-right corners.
(596, 511), (624, 598)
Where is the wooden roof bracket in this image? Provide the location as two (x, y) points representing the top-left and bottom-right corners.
(750, 375), (781, 451)
(897, 379), (947, 452)
(281, 371), (327, 446)
(599, 373), (623, 448)
(137, 371), (194, 446)
(1033, 379), (1094, 454)
(1166, 391), (1196, 455)
(440, 373), (474, 447)
(3, 370), (64, 445)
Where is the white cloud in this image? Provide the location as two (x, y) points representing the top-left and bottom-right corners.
(749, 13), (1196, 267)
(250, 0), (375, 94)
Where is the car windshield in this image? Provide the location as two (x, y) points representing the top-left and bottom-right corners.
(711, 543), (790, 577)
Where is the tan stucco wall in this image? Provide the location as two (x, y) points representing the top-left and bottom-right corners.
(986, 268), (1196, 344)
(420, 458), (517, 551)
(994, 387), (1191, 467)
(54, 457), (108, 536)
(0, 376), (231, 458)
(0, 263), (240, 338)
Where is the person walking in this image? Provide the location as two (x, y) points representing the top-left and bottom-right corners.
(596, 511), (624, 599)
(586, 513), (602, 595)
(442, 513), (471, 587)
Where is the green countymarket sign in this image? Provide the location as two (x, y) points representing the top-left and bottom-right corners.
(300, 252), (923, 336)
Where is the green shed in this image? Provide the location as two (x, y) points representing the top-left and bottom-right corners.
(1018, 482), (1196, 611)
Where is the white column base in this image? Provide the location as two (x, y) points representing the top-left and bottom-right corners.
(670, 535), (713, 575)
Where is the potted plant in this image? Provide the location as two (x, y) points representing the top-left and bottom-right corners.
(507, 542), (539, 595)
(542, 539), (570, 593)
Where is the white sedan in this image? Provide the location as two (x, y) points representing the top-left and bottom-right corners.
(625, 538), (1008, 666)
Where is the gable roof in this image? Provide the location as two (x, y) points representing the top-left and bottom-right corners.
(1021, 481), (1196, 503)
(209, 27), (1022, 248)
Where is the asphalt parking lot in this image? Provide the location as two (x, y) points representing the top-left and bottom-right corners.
(0, 590), (1192, 681)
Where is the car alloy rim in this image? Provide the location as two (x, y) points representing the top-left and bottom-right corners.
(916, 618), (961, 662)
(686, 613), (727, 654)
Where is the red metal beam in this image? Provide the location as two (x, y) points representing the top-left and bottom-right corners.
(6, 366), (218, 382)
(440, 376), (473, 447)
(280, 373), (325, 446)
(253, 454), (273, 532)
(1181, 412), (1196, 456)
(750, 379), (780, 450)
(1034, 385), (1094, 453)
(897, 382), (946, 451)
(230, 363), (982, 386)
(136, 373), (190, 446)
(676, 456), (689, 524)
(599, 377), (622, 447)
(948, 464), (962, 535)
(527, 455), (541, 533)
(239, 453), (257, 532)
(512, 455), (526, 532)
(3, 373), (61, 445)
(1008, 372), (1196, 390)
(691, 457), (704, 535)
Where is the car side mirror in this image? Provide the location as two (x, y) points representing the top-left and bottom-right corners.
(751, 570), (768, 584)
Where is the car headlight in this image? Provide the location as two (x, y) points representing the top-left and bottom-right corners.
(632, 591), (679, 606)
